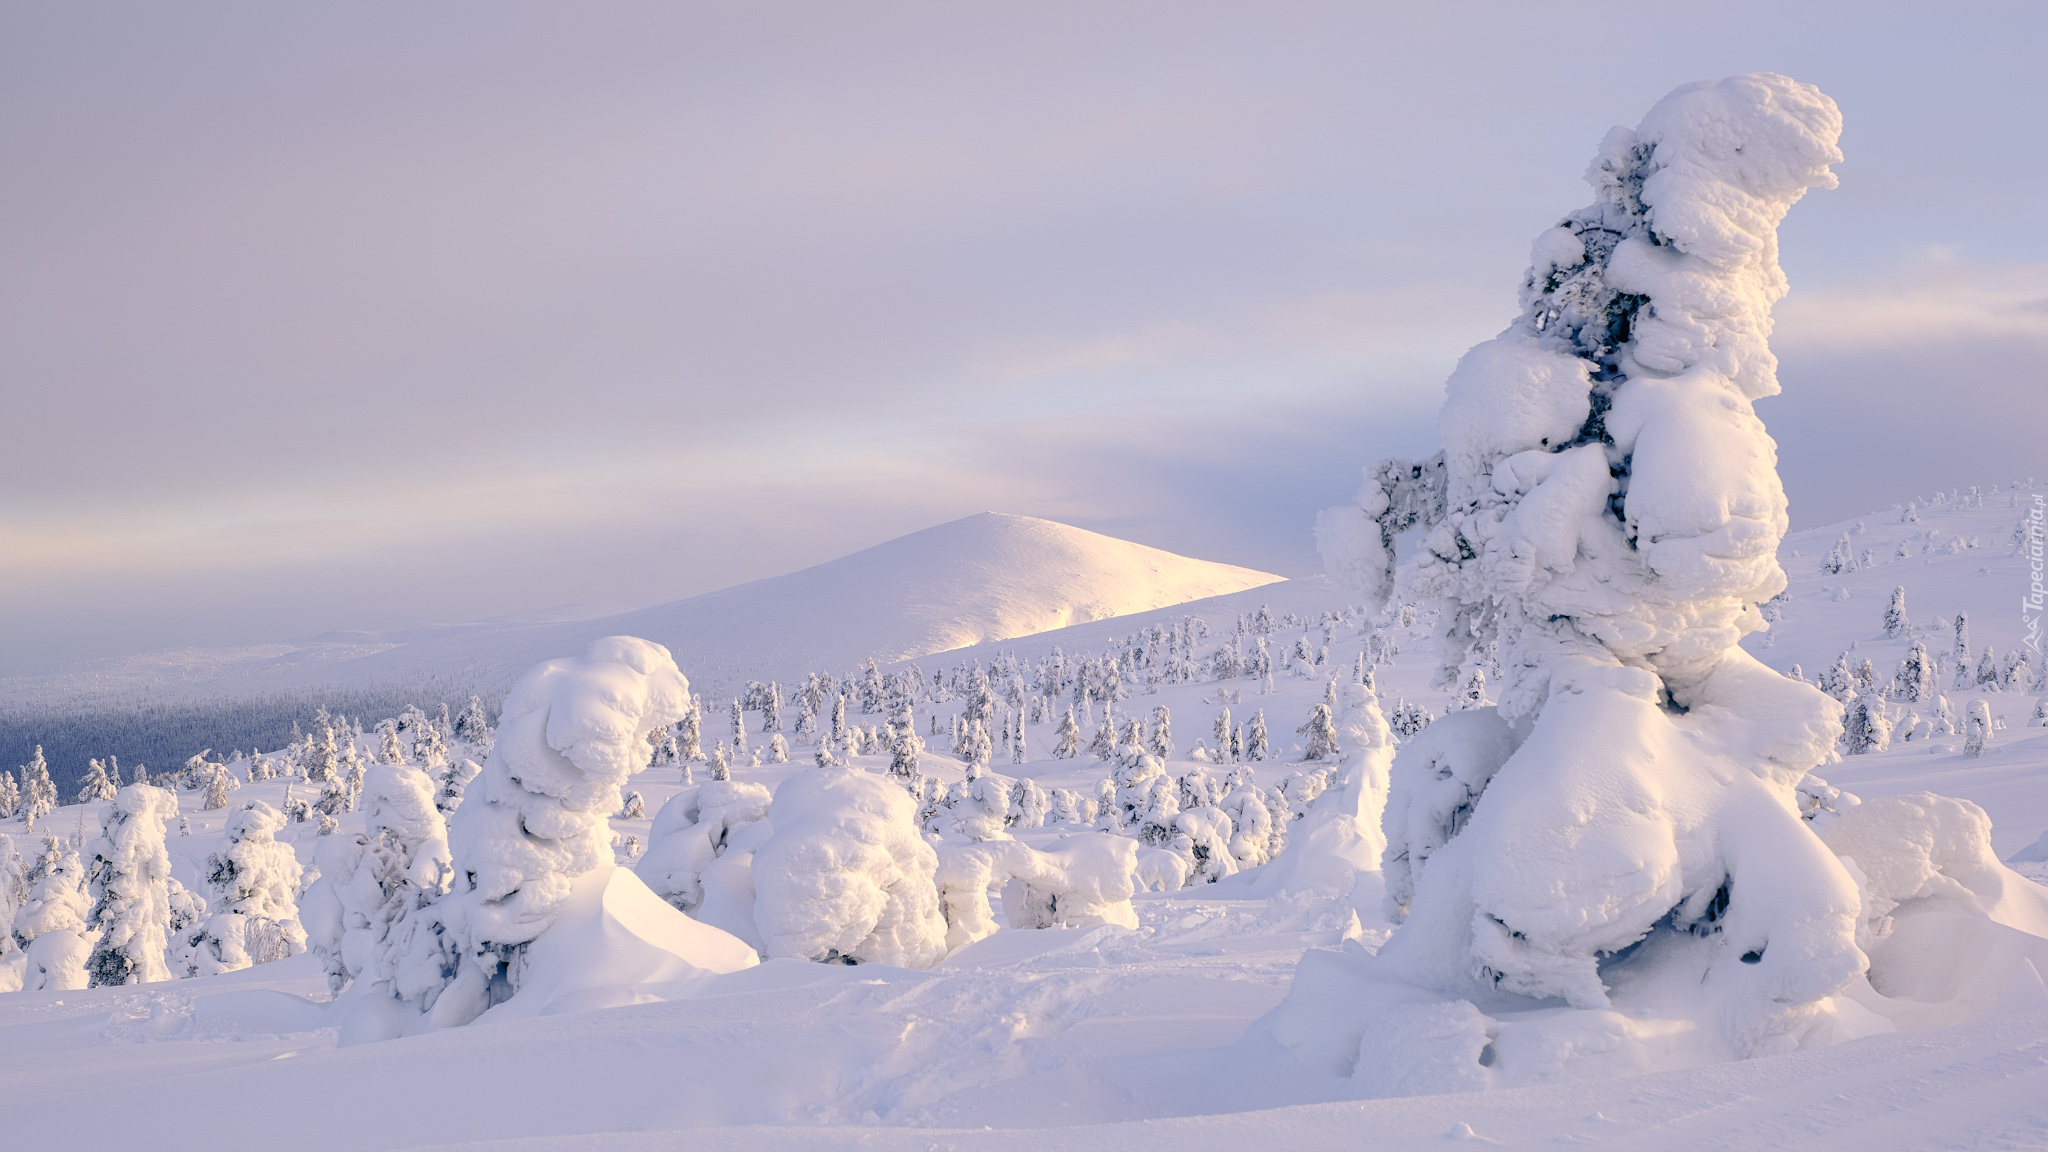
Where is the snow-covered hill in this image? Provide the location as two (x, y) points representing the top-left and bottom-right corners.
(0, 513), (1282, 783)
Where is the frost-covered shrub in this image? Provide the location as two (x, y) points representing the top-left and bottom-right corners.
(189, 801), (305, 975)
(1297, 74), (1869, 1080)
(751, 767), (946, 968)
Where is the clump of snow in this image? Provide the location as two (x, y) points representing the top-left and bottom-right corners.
(751, 767), (947, 968)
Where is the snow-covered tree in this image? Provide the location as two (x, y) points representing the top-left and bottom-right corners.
(677, 696), (704, 762)
(1455, 666), (1487, 710)
(1842, 695), (1892, 756)
(434, 757), (482, 815)
(0, 771), (18, 819)
(1147, 706), (1173, 760)
(887, 705), (923, 781)
(0, 839), (23, 962)
(376, 637), (688, 1027)
(752, 767), (947, 967)
(1974, 646), (2000, 690)
(189, 801), (305, 975)
(1245, 709), (1269, 762)
(1211, 707), (1234, 763)
(1054, 705), (1081, 759)
(2002, 649), (2030, 692)
(452, 695), (493, 747)
(76, 759), (116, 805)
(1818, 652), (1855, 702)
(1821, 532), (1852, 575)
(860, 658), (885, 715)
(962, 717), (993, 779)
(1173, 805), (1237, 885)
(1297, 702), (1340, 761)
(376, 719), (406, 766)
(304, 719), (338, 783)
(19, 747), (56, 832)
(1952, 612), (1973, 687)
(84, 783), (181, 986)
(1307, 75), (1867, 1074)
(202, 762), (238, 810)
(1894, 641), (1937, 703)
(1963, 698), (1993, 757)
(11, 837), (92, 990)
(1882, 586), (1909, 639)
(1009, 777), (1050, 829)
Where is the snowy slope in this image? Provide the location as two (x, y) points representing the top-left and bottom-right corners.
(0, 483), (2043, 1151)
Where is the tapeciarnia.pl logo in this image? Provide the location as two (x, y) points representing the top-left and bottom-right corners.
(2025, 494), (2044, 657)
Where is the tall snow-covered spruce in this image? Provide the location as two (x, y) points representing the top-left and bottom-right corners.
(1299, 75), (1872, 1084)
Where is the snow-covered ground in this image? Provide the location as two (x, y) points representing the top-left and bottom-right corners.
(0, 483), (2042, 1151)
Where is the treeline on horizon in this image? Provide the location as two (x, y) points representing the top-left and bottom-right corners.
(0, 689), (491, 797)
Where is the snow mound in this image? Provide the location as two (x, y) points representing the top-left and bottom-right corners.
(477, 865), (758, 1021)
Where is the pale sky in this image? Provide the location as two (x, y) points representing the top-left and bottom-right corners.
(4, 1), (2045, 675)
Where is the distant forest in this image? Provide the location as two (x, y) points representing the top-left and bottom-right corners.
(0, 688), (484, 794)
